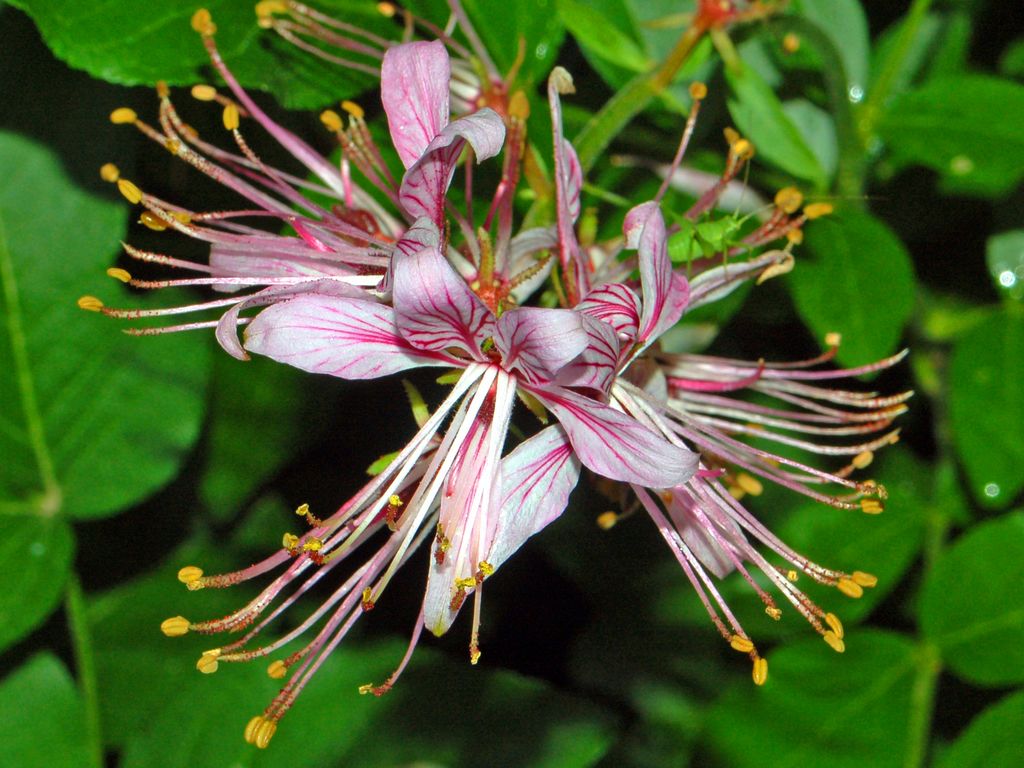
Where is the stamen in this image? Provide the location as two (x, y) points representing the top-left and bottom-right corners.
(730, 634), (754, 653)
(267, 659), (288, 679)
(177, 566), (205, 590)
(596, 511), (619, 530)
(774, 186), (803, 214)
(77, 296), (105, 312)
(836, 578), (863, 598)
(109, 107), (138, 125)
(117, 179), (144, 204)
(106, 267), (132, 283)
(196, 649), (221, 674)
(803, 202), (833, 219)
(852, 571), (877, 587)
(242, 715), (277, 749)
(824, 612), (844, 639)
(752, 656), (768, 686)
(99, 163), (120, 182)
(223, 103), (241, 131)
(160, 616), (191, 637)
(823, 630), (845, 653)
(191, 8), (217, 37)
(191, 84), (218, 101)
(320, 110), (343, 132)
(860, 498), (884, 514)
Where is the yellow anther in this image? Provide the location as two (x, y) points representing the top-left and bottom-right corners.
(320, 110), (343, 132)
(786, 228), (804, 245)
(470, 647), (481, 665)
(782, 32), (800, 54)
(361, 587), (375, 611)
(243, 715), (264, 744)
(377, 2), (397, 17)
(77, 296), (105, 312)
(730, 635), (754, 653)
(837, 578), (864, 599)
(735, 473), (763, 497)
(196, 651), (220, 674)
(340, 100), (364, 119)
(509, 90), (530, 121)
(295, 503), (310, 516)
(177, 566), (203, 585)
(106, 267), (132, 283)
(267, 660), (287, 679)
(116, 178), (143, 204)
(160, 616), (190, 637)
(222, 103), (240, 131)
(156, 81), (169, 99)
(823, 630), (846, 653)
(139, 211), (168, 231)
(803, 202), (834, 219)
(765, 606), (782, 620)
(723, 126), (741, 146)
(786, 570), (799, 582)
(478, 560), (495, 577)
(860, 498), (884, 515)
(191, 84), (218, 101)
(755, 251), (795, 285)
(731, 138), (755, 160)
(596, 511), (619, 530)
(774, 186), (804, 214)
(301, 537), (322, 552)
(191, 8), (217, 36)
(852, 571), (878, 588)
(825, 612), (844, 640)
(99, 163), (120, 182)
(689, 81), (708, 100)
(752, 656), (768, 686)
(171, 211), (192, 224)
(358, 683), (374, 695)
(825, 332), (842, 347)
(388, 494), (403, 508)
(255, 0), (287, 19)
(455, 577), (477, 589)
(550, 66), (575, 95)
(110, 107), (138, 125)
(253, 719), (276, 749)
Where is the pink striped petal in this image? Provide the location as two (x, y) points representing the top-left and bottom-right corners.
(393, 243), (494, 357)
(377, 216), (441, 295)
(548, 67), (588, 301)
(555, 314), (621, 393)
(493, 307), (588, 384)
(243, 294), (450, 379)
(624, 202), (689, 345)
(381, 41), (450, 169)
(533, 386), (698, 487)
(487, 426), (581, 570)
(578, 282), (641, 341)
(399, 109), (506, 228)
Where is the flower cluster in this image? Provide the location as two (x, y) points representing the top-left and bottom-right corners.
(84, 3), (906, 749)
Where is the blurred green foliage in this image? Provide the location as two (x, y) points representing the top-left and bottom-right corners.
(1, 1), (1023, 766)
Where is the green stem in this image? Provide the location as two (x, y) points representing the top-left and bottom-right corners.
(904, 642), (941, 768)
(574, 24), (706, 174)
(66, 574), (103, 768)
(863, 0), (935, 132)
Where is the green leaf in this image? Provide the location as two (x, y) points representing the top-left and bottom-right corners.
(789, 208), (915, 368)
(0, 516), (73, 652)
(783, 99), (838, 181)
(1001, 37), (1024, 79)
(0, 131), (210, 519)
(920, 512), (1024, 685)
(10, 0), (392, 109)
(0, 653), (91, 768)
(726, 61), (828, 188)
(793, 0), (870, 97)
(986, 230), (1024, 302)
(949, 307), (1024, 508)
(876, 75), (1024, 196)
(703, 631), (917, 768)
(558, 0), (650, 72)
(936, 689), (1024, 768)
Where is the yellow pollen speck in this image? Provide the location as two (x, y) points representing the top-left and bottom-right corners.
(825, 332), (842, 347)
(191, 84), (218, 101)
(106, 267), (132, 283)
(689, 81), (708, 100)
(140, 211), (168, 231)
(786, 570), (799, 582)
(853, 450), (874, 469)
(736, 473), (763, 496)
(765, 606), (782, 620)
(752, 657), (768, 686)
(823, 630), (846, 653)
(320, 110), (342, 132)
(196, 652), (219, 674)
(804, 202), (834, 219)
(361, 587), (375, 611)
(100, 163), (120, 182)
(77, 296), (105, 312)
(117, 178), (143, 204)
(164, 138), (181, 156)
(478, 560), (495, 577)
(860, 498), (884, 515)
(177, 565), (203, 584)
(243, 716), (264, 744)
(852, 571), (878, 588)
(282, 532), (299, 549)
(455, 577), (477, 589)
(295, 503), (310, 516)
(774, 186), (803, 214)
(222, 103), (240, 131)
(388, 494), (403, 508)
(596, 511), (618, 530)
(377, 2), (397, 17)
(191, 8), (217, 36)
(730, 635), (754, 653)
(302, 537), (322, 552)
(731, 138), (755, 160)
(825, 612), (844, 639)
(782, 32), (800, 53)
(160, 616), (190, 637)
(837, 578), (864, 599)
(341, 100), (364, 119)
(786, 228), (804, 245)
(358, 683), (375, 695)
(470, 647), (481, 665)
(109, 107), (137, 124)
(267, 660), (287, 679)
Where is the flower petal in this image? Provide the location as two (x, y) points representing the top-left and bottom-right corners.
(624, 201), (689, 345)
(399, 109), (506, 228)
(381, 40), (450, 169)
(555, 314), (621, 393)
(393, 243), (495, 357)
(377, 216), (442, 296)
(533, 386), (698, 487)
(548, 67), (588, 302)
(577, 282), (641, 341)
(487, 425), (582, 570)
(243, 294), (451, 378)
(493, 307), (588, 384)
